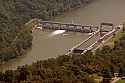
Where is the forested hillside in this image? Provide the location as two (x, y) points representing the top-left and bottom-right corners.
(0, 32), (125, 83)
(1, 0), (125, 83)
(0, 0), (94, 62)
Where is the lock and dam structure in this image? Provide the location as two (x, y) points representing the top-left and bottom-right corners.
(31, 19), (121, 54)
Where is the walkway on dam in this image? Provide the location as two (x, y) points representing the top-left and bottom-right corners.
(40, 21), (99, 33)
(34, 20), (117, 54)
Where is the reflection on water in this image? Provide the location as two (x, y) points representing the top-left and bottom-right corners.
(54, 0), (125, 25)
(0, 30), (89, 72)
(48, 30), (66, 37)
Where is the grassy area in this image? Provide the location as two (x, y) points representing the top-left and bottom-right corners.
(93, 30), (125, 51)
(103, 31), (125, 47)
(107, 32), (124, 43)
(116, 79), (125, 83)
(90, 74), (103, 83)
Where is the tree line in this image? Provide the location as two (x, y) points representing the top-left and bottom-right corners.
(0, 32), (125, 83)
(1, 0), (125, 83)
(0, 0), (94, 62)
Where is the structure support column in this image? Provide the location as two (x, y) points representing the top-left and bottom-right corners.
(123, 22), (125, 32)
(99, 25), (103, 37)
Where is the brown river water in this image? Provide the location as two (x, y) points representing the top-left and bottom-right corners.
(1, 0), (125, 71)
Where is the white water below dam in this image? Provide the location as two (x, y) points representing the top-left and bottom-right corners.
(1, 0), (125, 71)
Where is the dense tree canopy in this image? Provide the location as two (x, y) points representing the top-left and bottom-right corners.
(0, 0), (94, 62)
(2, 0), (125, 83)
(1, 32), (125, 83)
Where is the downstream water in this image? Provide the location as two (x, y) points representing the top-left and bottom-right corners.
(1, 0), (125, 71)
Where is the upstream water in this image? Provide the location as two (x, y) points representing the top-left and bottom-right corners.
(1, 0), (125, 71)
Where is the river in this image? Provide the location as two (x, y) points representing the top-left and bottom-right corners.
(1, 0), (125, 71)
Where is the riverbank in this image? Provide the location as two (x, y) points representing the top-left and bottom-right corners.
(0, 30), (125, 83)
(1, 0), (125, 73)
(0, 0), (94, 66)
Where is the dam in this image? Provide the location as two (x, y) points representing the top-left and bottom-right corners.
(1, 0), (125, 71)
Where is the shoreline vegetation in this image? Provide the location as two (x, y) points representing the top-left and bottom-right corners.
(0, 30), (125, 83)
(0, 0), (94, 63)
(1, 0), (125, 83)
